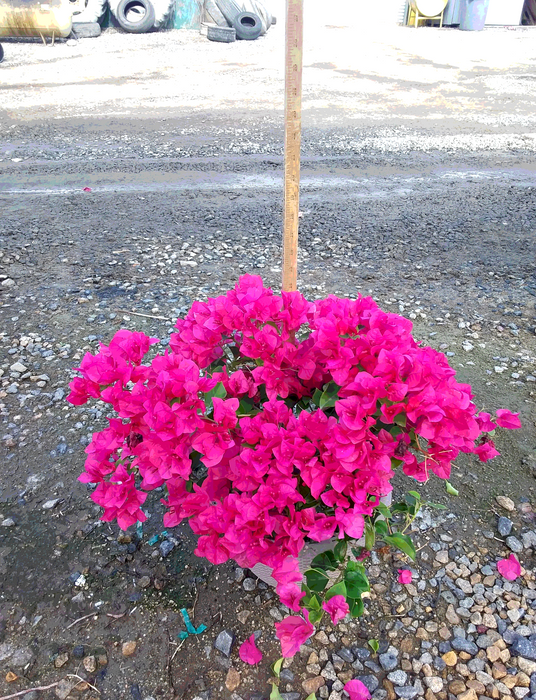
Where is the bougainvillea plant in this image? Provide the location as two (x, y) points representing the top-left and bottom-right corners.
(68, 275), (521, 657)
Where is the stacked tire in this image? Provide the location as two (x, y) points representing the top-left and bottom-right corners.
(204, 0), (274, 43)
(109, 0), (174, 32)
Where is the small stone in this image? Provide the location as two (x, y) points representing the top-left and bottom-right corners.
(358, 676), (379, 694)
(321, 662), (338, 682)
(388, 671), (407, 686)
(55, 680), (76, 700)
(73, 645), (85, 659)
(393, 686), (418, 699)
(42, 499), (61, 510)
(518, 658), (536, 675)
(1, 518), (15, 527)
(446, 604), (461, 625)
(379, 652), (399, 672)
(510, 636), (536, 660)
(521, 531), (536, 549)
(506, 536), (523, 553)
(496, 496), (516, 512)
(9, 648), (33, 668)
(424, 678), (443, 694)
(448, 680), (467, 694)
(215, 630), (235, 657)
(243, 578), (256, 592)
(159, 540), (175, 557)
(83, 655), (97, 673)
(466, 680), (485, 695)
(122, 641), (137, 657)
(452, 637), (478, 656)
(303, 677), (325, 695)
(442, 651), (458, 666)
(225, 667), (241, 692)
(10, 362), (27, 373)
(435, 551), (449, 564)
(54, 652), (69, 668)
(237, 610), (251, 625)
(138, 576), (151, 589)
(315, 630), (330, 645)
(498, 517), (514, 537)
(458, 690), (478, 700)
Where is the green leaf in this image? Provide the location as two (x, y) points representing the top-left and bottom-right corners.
(303, 593), (322, 611)
(319, 382), (341, 410)
(394, 412), (407, 428)
(305, 695), (318, 700)
(390, 502), (410, 514)
(203, 381), (227, 413)
(305, 568), (329, 593)
(270, 684), (284, 700)
(408, 490), (421, 501)
(344, 568), (370, 599)
(375, 503), (392, 519)
(271, 657), (283, 678)
(428, 501), (447, 510)
(308, 607), (324, 624)
(312, 388), (323, 406)
(324, 581), (347, 601)
(368, 638), (379, 653)
(349, 597), (364, 617)
(237, 397), (255, 416)
(333, 539), (347, 563)
(384, 533), (416, 561)
(374, 520), (389, 536)
(311, 550), (337, 571)
(365, 523), (375, 551)
(446, 481), (459, 496)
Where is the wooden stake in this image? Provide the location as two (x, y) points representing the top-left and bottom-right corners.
(282, 0), (304, 292)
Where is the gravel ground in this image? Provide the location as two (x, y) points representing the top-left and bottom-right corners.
(0, 9), (536, 700)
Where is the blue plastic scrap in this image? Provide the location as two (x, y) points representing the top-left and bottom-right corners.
(148, 535), (159, 546)
(178, 608), (207, 639)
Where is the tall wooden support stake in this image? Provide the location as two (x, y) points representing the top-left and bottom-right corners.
(282, 0), (304, 292)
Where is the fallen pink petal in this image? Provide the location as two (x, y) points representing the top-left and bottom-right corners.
(83, 187), (92, 192)
(345, 678), (372, 700)
(397, 569), (412, 584)
(497, 554), (521, 581)
(275, 610), (315, 658)
(496, 409), (522, 429)
(238, 634), (263, 665)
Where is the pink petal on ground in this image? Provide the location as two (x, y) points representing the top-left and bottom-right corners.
(238, 634), (263, 665)
(497, 553), (521, 581)
(397, 569), (412, 584)
(344, 678), (372, 700)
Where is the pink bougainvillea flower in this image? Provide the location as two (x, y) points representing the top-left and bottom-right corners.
(496, 409), (522, 430)
(275, 610), (315, 658)
(398, 569), (412, 584)
(474, 439), (500, 462)
(344, 678), (372, 700)
(239, 634), (263, 665)
(497, 554), (521, 581)
(277, 582), (306, 613)
(475, 411), (497, 433)
(322, 595), (350, 625)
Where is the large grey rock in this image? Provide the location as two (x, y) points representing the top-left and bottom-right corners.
(498, 517), (513, 536)
(379, 651), (398, 671)
(510, 635), (536, 660)
(358, 676), (379, 693)
(506, 536), (523, 553)
(214, 630), (235, 657)
(452, 637), (479, 655)
(394, 687), (418, 699)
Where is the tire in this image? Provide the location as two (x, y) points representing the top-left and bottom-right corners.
(115, 0), (155, 32)
(242, 0), (271, 34)
(72, 21), (102, 36)
(72, 0), (108, 25)
(204, 0), (229, 26)
(207, 23), (236, 41)
(232, 11), (261, 39)
(215, 0), (242, 24)
(152, 0), (175, 30)
(0, 44), (4, 64)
